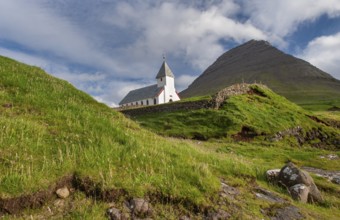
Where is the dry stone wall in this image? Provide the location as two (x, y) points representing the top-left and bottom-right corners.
(118, 99), (210, 117)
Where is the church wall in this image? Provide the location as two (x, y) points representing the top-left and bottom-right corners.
(157, 90), (165, 104)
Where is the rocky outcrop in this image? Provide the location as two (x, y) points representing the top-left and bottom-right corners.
(302, 166), (340, 185)
(210, 83), (262, 109)
(278, 162), (323, 203)
(269, 205), (304, 220)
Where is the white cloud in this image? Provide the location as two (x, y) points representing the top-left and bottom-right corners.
(243, 0), (340, 46)
(176, 75), (196, 92)
(0, 47), (50, 68)
(298, 32), (340, 79)
(0, 0), (123, 73)
(107, 1), (266, 71)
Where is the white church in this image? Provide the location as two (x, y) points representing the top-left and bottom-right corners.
(119, 61), (180, 107)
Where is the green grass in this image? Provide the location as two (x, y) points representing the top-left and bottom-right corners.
(0, 56), (340, 219)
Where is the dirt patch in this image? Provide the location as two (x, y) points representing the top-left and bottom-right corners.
(0, 175), (74, 216)
(232, 126), (259, 141)
(2, 103), (13, 108)
(323, 119), (340, 129)
(307, 115), (329, 126)
(0, 174), (210, 218)
(74, 176), (127, 202)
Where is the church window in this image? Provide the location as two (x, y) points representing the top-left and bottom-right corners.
(154, 98), (156, 105)
(146, 100), (149, 105)
(160, 77), (162, 81)
(141, 101), (143, 105)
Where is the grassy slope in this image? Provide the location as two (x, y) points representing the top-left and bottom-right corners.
(0, 56), (340, 219)
(135, 85), (339, 145)
(0, 56), (221, 202)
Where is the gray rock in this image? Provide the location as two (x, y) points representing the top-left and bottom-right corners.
(254, 187), (286, 203)
(266, 169), (281, 183)
(179, 216), (191, 220)
(130, 198), (152, 217)
(332, 176), (340, 185)
(220, 181), (239, 199)
(56, 187), (70, 199)
(206, 209), (231, 220)
(302, 166), (340, 180)
(278, 162), (323, 203)
(270, 206), (304, 220)
(289, 184), (309, 203)
(106, 207), (122, 220)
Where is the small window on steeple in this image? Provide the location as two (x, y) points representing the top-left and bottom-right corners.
(160, 77), (162, 81)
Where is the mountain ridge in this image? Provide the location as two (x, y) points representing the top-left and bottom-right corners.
(180, 40), (340, 106)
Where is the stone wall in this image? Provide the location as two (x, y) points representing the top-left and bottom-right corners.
(118, 99), (211, 117)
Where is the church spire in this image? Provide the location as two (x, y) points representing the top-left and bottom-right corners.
(155, 59), (174, 79)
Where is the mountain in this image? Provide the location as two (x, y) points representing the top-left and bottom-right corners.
(180, 40), (340, 107)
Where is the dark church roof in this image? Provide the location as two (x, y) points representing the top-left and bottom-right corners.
(119, 84), (163, 105)
(155, 61), (174, 79)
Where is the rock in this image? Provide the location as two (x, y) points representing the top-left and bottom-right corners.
(56, 187), (70, 199)
(106, 207), (122, 220)
(266, 169), (281, 183)
(254, 187), (286, 203)
(53, 199), (65, 208)
(206, 209), (231, 220)
(270, 206), (304, 220)
(332, 176), (340, 185)
(220, 181), (239, 199)
(289, 184), (309, 203)
(130, 198), (152, 217)
(179, 216), (191, 220)
(302, 166), (340, 179)
(319, 154), (339, 160)
(278, 162), (323, 203)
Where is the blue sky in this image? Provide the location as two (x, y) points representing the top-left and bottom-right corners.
(1, 0), (340, 106)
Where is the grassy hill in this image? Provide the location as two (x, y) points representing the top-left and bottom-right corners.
(179, 40), (340, 110)
(135, 84), (340, 148)
(0, 56), (340, 219)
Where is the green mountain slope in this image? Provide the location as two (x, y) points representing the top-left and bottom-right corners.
(0, 56), (340, 219)
(180, 40), (340, 109)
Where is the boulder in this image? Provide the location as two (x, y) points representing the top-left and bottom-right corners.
(266, 169), (281, 183)
(130, 198), (152, 217)
(289, 184), (309, 203)
(106, 207), (122, 220)
(56, 187), (70, 199)
(278, 162), (323, 203)
(332, 176), (340, 185)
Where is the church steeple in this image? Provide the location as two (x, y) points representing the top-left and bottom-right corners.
(155, 61), (174, 79)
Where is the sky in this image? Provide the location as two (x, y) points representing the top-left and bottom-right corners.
(1, 0), (340, 106)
